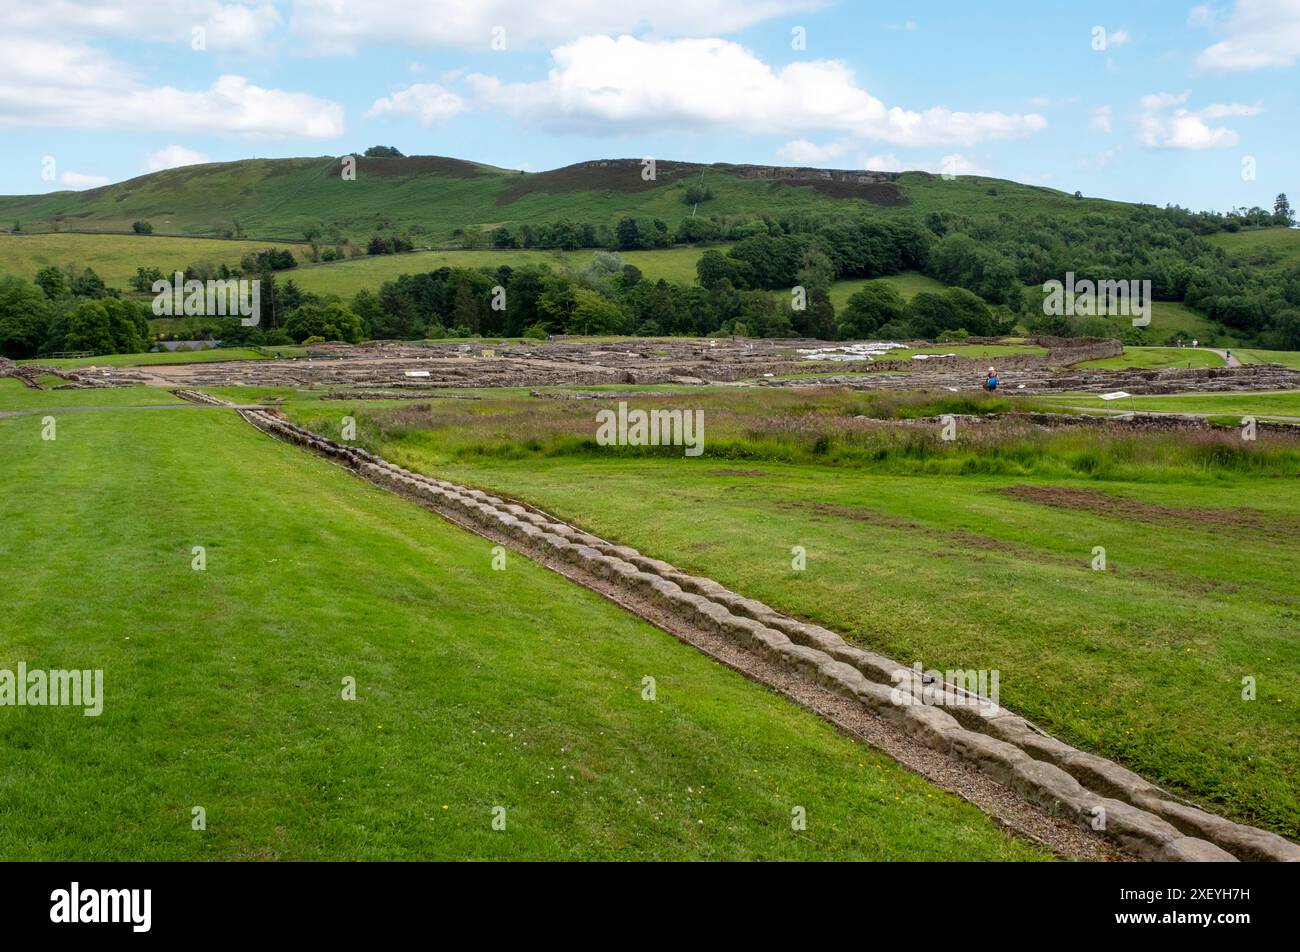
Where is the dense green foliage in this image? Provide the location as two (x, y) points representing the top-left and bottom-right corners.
(0, 267), (150, 358)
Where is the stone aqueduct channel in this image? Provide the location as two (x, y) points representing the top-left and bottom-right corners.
(175, 389), (1300, 863)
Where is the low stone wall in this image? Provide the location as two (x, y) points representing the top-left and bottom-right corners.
(179, 388), (1300, 863)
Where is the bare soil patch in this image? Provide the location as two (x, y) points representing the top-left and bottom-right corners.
(997, 484), (1300, 536)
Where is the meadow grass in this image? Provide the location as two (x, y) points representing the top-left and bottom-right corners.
(272, 385), (1300, 837)
(289, 246), (719, 297)
(0, 233), (286, 286)
(1206, 227), (1300, 268)
(1038, 391), (1300, 419)
(0, 400), (1047, 860)
(1236, 349), (1300, 369)
(19, 348), (289, 369)
(1078, 347), (1226, 370)
(0, 379), (186, 411)
(819, 272), (951, 310)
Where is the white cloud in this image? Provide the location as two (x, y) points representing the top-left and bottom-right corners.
(1136, 90), (1259, 150)
(934, 154), (990, 176)
(1108, 28), (1132, 46)
(367, 84), (467, 127)
(1139, 91), (1192, 111)
(775, 139), (851, 163)
(59, 170), (110, 188)
(860, 153), (906, 172)
(287, 0), (824, 53)
(1091, 106), (1113, 132)
(146, 145), (211, 171)
(1200, 101), (1264, 117)
(6, 1), (282, 54)
(1195, 0), (1300, 70)
(1188, 4), (1219, 30)
(0, 36), (344, 138)
(466, 35), (1046, 147)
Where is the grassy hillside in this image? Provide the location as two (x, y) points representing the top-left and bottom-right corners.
(0, 155), (1136, 245)
(287, 246), (713, 297)
(0, 233), (288, 287)
(1206, 227), (1300, 268)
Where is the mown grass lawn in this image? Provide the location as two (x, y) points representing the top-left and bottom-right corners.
(1236, 349), (1300, 370)
(276, 388), (1300, 838)
(0, 396), (1046, 861)
(19, 348), (300, 370)
(1077, 347), (1226, 370)
(1038, 391), (1300, 419)
(0, 379), (186, 411)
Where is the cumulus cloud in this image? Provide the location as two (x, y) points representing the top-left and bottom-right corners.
(859, 153), (906, 172)
(367, 84), (467, 126)
(934, 154), (990, 177)
(288, 0), (824, 53)
(1136, 90), (1259, 149)
(775, 138), (851, 163)
(59, 170), (110, 188)
(1090, 106), (1113, 132)
(6, 1), (282, 53)
(0, 36), (344, 137)
(1195, 0), (1300, 70)
(146, 145), (211, 171)
(465, 35), (1046, 147)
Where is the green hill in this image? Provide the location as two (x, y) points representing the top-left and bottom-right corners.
(0, 154), (1132, 245)
(1206, 226), (1300, 268)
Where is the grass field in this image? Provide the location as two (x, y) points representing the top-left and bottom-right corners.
(270, 386), (1300, 837)
(820, 272), (952, 310)
(0, 233), (286, 287)
(289, 246), (718, 297)
(1235, 349), (1300, 369)
(886, 343), (1047, 360)
(0, 385), (1046, 860)
(1077, 346), (1227, 370)
(18, 347), (295, 369)
(1038, 390), (1300, 419)
(1206, 227), (1300, 269)
(1144, 301), (1240, 346)
(0, 379), (187, 411)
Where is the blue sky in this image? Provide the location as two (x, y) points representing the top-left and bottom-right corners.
(3, 0), (1298, 212)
